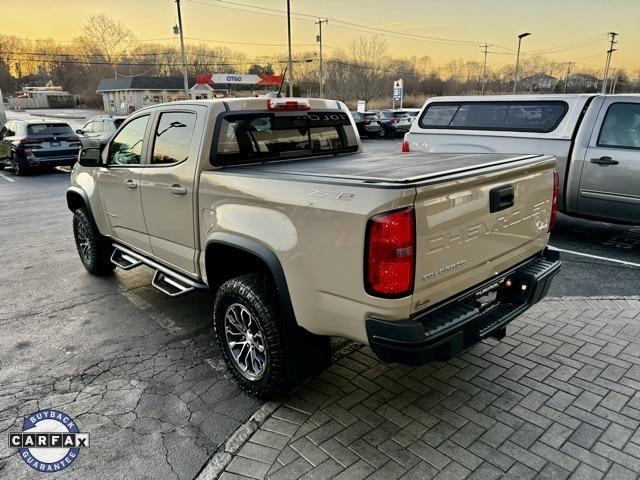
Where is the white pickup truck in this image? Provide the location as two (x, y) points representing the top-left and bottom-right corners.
(405, 94), (640, 225)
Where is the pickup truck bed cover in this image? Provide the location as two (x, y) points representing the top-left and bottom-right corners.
(221, 152), (544, 186)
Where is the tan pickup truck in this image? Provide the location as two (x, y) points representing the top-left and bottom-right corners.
(67, 97), (561, 397)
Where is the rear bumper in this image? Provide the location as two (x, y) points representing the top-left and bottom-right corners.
(366, 249), (561, 365)
(27, 156), (77, 167)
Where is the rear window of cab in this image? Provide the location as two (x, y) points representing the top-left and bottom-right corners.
(419, 101), (568, 133)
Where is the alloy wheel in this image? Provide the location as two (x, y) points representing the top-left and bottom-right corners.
(76, 220), (91, 264)
(224, 303), (267, 380)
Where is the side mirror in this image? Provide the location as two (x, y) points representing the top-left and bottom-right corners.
(75, 129), (84, 135)
(78, 147), (102, 167)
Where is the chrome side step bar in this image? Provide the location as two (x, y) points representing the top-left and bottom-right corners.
(111, 243), (207, 297)
(111, 249), (143, 270)
(152, 271), (194, 297)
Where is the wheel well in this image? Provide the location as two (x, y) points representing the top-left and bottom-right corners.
(66, 191), (85, 212)
(205, 243), (274, 294)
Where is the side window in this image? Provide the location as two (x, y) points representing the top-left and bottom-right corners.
(93, 121), (104, 133)
(82, 122), (94, 133)
(419, 101), (567, 132)
(598, 103), (640, 150)
(107, 115), (150, 165)
(151, 111), (196, 165)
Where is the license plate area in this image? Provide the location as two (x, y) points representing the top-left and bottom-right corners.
(474, 281), (501, 311)
(50, 141), (60, 147)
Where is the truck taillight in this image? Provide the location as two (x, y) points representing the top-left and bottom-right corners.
(267, 98), (310, 111)
(365, 208), (415, 297)
(401, 135), (410, 152)
(549, 170), (559, 232)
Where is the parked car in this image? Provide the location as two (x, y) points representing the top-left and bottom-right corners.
(374, 109), (412, 137)
(399, 108), (421, 123)
(405, 94), (640, 225)
(67, 97), (560, 397)
(0, 120), (81, 175)
(350, 111), (383, 137)
(76, 115), (126, 148)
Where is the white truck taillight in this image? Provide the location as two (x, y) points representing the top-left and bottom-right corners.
(365, 208), (415, 297)
(267, 98), (311, 111)
(549, 170), (560, 232)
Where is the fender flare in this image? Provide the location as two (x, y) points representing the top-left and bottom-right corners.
(66, 186), (97, 226)
(205, 232), (296, 330)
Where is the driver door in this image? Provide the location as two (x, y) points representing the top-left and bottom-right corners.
(97, 114), (153, 253)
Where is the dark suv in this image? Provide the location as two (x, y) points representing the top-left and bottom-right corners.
(373, 110), (412, 137)
(0, 120), (81, 175)
(350, 111), (384, 138)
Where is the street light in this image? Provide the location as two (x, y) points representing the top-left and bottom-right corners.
(513, 32), (531, 94)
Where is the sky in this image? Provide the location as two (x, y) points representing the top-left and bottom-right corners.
(3, 0), (639, 73)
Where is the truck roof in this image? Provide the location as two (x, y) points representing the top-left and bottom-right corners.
(134, 97), (346, 114)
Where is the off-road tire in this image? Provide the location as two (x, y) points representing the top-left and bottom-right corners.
(72, 209), (115, 275)
(214, 273), (289, 398)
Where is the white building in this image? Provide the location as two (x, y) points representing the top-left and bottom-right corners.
(96, 76), (228, 114)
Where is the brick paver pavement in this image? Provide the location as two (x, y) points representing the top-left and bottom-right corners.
(212, 298), (640, 480)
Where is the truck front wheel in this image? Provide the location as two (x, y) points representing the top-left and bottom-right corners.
(214, 274), (288, 397)
(72, 209), (115, 275)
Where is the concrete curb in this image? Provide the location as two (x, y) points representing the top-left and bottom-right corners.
(195, 401), (282, 480)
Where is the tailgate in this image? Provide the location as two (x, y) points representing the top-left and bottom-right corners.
(411, 155), (555, 314)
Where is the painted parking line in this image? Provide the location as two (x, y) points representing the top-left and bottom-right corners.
(548, 245), (640, 268)
(0, 172), (15, 183)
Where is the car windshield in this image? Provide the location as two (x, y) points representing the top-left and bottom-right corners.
(27, 123), (73, 136)
(114, 119), (125, 128)
(393, 112), (410, 119)
(364, 114), (379, 120)
(213, 111), (359, 165)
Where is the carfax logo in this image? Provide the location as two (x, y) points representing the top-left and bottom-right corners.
(8, 409), (89, 473)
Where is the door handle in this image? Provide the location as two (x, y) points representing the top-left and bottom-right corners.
(169, 184), (187, 196)
(125, 179), (138, 189)
(590, 156), (619, 166)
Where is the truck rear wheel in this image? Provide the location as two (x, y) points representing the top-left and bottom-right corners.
(214, 274), (289, 398)
(72, 209), (115, 275)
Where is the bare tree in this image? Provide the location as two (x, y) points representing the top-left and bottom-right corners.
(75, 14), (137, 63)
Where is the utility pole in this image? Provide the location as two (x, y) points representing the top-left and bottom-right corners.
(480, 44), (492, 95)
(175, 0), (189, 97)
(601, 32), (618, 93)
(315, 18), (328, 98)
(513, 32), (531, 94)
(286, 0), (293, 97)
(609, 69), (619, 94)
(563, 62), (574, 94)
